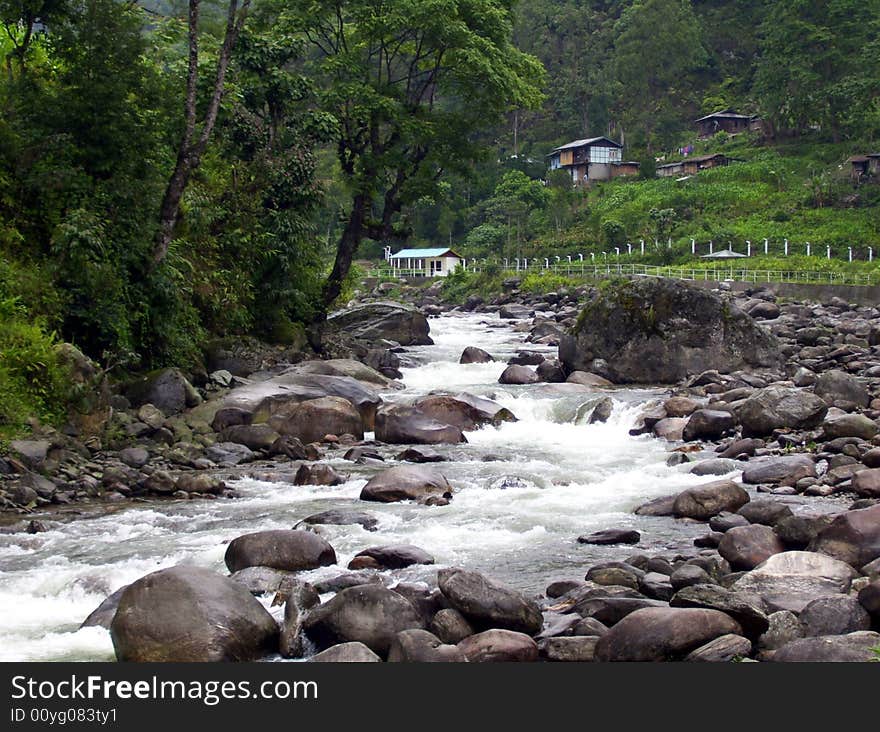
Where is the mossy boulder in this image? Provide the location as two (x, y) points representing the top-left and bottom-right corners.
(559, 278), (782, 384)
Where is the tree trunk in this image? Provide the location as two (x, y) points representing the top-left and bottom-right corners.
(151, 0), (250, 269)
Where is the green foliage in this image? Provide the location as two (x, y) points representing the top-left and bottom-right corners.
(0, 297), (71, 435)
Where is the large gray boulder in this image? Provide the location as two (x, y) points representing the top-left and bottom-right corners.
(740, 454), (816, 485)
(413, 394), (515, 431)
(813, 370), (870, 407)
(595, 607), (742, 661)
(669, 584), (769, 638)
(303, 584), (424, 656)
(672, 480), (749, 521)
(125, 368), (199, 415)
(771, 631), (880, 662)
(731, 551), (858, 613)
(268, 396), (364, 442)
(718, 524), (786, 570)
(798, 595), (871, 637)
(387, 629), (466, 662)
(326, 301), (432, 346)
(558, 278), (781, 384)
(359, 465), (453, 504)
(438, 567), (543, 635)
(110, 566), (278, 661)
(808, 504), (880, 568)
(224, 530), (337, 573)
(735, 386), (828, 437)
(457, 629), (538, 662)
(374, 404), (465, 444)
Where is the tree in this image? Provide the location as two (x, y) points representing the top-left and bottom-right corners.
(754, 0), (880, 141)
(613, 0), (707, 153)
(285, 0), (545, 330)
(152, 0), (251, 268)
(0, 0), (67, 73)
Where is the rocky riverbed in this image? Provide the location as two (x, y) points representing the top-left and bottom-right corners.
(1, 280), (879, 662)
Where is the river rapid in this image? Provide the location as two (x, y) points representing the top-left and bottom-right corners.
(0, 312), (738, 661)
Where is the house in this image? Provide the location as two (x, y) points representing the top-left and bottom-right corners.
(548, 137), (639, 184)
(695, 109), (761, 139)
(388, 247), (463, 277)
(656, 153), (732, 178)
(849, 154), (880, 181)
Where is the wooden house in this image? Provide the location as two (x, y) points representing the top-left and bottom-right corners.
(695, 110), (760, 139)
(548, 137), (638, 184)
(389, 247), (463, 277)
(850, 154), (880, 181)
(656, 153), (732, 178)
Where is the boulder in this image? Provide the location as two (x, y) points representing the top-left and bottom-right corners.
(309, 642), (382, 662)
(718, 524), (786, 570)
(220, 424), (281, 451)
(798, 595), (871, 637)
(326, 301), (432, 346)
(350, 545), (435, 570)
(457, 629), (538, 662)
(110, 566), (278, 661)
(387, 629), (466, 662)
(813, 370), (870, 407)
(808, 504), (880, 567)
(757, 610), (804, 654)
(672, 480), (750, 521)
(822, 413), (878, 440)
(595, 607), (742, 661)
(684, 634), (752, 662)
(302, 584), (424, 656)
(430, 608), (475, 645)
(374, 404), (465, 445)
(670, 584), (769, 638)
(498, 365), (539, 385)
(269, 396), (364, 443)
(634, 494), (678, 517)
(460, 346), (494, 364)
(395, 447), (445, 463)
(295, 509), (379, 532)
(125, 368), (198, 416)
(558, 278), (781, 384)
(81, 586), (128, 629)
(359, 465), (453, 504)
(737, 500), (793, 526)
(851, 469), (880, 498)
(578, 529), (640, 546)
(653, 417), (687, 441)
(293, 463), (346, 486)
(682, 410), (736, 441)
(731, 551), (858, 613)
(280, 581), (321, 657)
(229, 567), (296, 596)
(224, 530), (337, 573)
(438, 567), (542, 635)
(771, 631), (880, 662)
(735, 386), (827, 437)
(740, 454), (816, 485)
(499, 304), (532, 320)
(567, 371), (614, 387)
(413, 394), (514, 431)
(538, 636), (600, 662)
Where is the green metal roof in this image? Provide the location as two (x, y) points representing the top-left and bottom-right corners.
(390, 248), (461, 259)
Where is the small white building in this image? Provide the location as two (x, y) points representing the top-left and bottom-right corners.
(388, 247), (464, 277)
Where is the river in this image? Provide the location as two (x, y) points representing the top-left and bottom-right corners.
(0, 312), (736, 661)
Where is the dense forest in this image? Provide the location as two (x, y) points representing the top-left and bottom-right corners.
(1, 0), (879, 432)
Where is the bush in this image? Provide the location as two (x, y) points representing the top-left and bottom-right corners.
(0, 298), (72, 435)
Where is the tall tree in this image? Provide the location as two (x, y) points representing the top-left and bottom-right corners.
(284, 0), (544, 330)
(754, 0), (880, 141)
(613, 0), (707, 152)
(151, 0), (251, 268)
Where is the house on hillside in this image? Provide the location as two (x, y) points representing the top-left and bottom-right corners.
(388, 247), (463, 277)
(849, 153), (880, 182)
(547, 137), (640, 184)
(695, 109), (761, 139)
(656, 153), (733, 178)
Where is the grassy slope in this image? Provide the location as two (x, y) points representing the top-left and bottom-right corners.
(531, 133), (880, 262)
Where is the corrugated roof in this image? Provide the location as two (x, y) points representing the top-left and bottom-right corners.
(701, 249), (747, 258)
(551, 136), (622, 153)
(695, 110), (756, 122)
(389, 248), (461, 259)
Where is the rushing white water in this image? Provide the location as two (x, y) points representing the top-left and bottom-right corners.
(0, 311), (734, 662)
